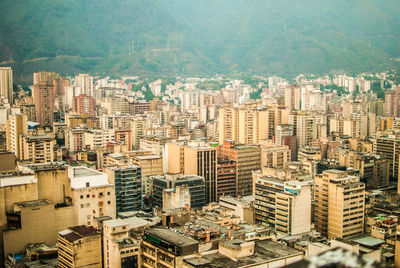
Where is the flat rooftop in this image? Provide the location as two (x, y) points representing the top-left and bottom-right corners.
(146, 227), (198, 247)
(15, 199), (51, 208)
(184, 239), (302, 267)
(71, 167), (103, 178)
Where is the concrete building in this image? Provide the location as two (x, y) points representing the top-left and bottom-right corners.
(396, 225), (400, 268)
(152, 174), (205, 209)
(68, 166), (116, 226)
(103, 219), (139, 268)
(260, 140), (290, 169)
(274, 181), (311, 235)
(219, 196), (254, 224)
(19, 134), (55, 163)
(285, 85), (301, 111)
(0, 67), (13, 104)
(131, 154), (163, 181)
(105, 166), (142, 214)
(374, 135), (400, 180)
(314, 170), (365, 239)
(66, 128), (85, 152)
(163, 185), (191, 210)
(58, 226), (102, 268)
(6, 113), (27, 159)
(289, 113), (318, 150)
(140, 227), (199, 268)
(83, 129), (115, 150)
(216, 157), (237, 199)
(32, 81), (55, 127)
(74, 73), (94, 96)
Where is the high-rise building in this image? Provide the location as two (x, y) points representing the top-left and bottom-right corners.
(217, 158), (237, 199)
(0, 67), (13, 104)
(6, 113), (28, 159)
(218, 104), (276, 145)
(217, 140), (261, 197)
(260, 141), (290, 169)
(58, 226), (102, 268)
(284, 85), (301, 111)
(289, 113), (318, 150)
(33, 81), (55, 127)
(72, 94), (95, 116)
(105, 166), (142, 214)
(314, 170), (365, 239)
(374, 135), (400, 180)
(395, 225), (400, 268)
(74, 73), (94, 96)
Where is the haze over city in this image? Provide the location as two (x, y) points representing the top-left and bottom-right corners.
(0, 1), (400, 268)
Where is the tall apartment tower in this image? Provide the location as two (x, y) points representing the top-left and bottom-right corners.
(33, 81), (55, 127)
(6, 114), (28, 159)
(284, 85), (301, 111)
(314, 170), (365, 239)
(0, 67), (13, 104)
(72, 94), (95, 116)
(75, 73), (94, 96)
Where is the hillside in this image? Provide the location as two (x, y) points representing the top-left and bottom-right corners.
(0, 0), (399, 81)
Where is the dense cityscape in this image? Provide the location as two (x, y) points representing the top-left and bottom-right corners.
(0, 67), (399, 267)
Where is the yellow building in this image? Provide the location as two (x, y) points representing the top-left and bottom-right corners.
(103, 219), (139, 268)
(395, 225), (400, 268)
(166, 142), (185, 174)
(0, 67), (13, 104)
(131, 154), (163, 180)
(19, 134), (55, 163)
(6, 114), (28, 159)
(260, 140), (290, 169)
(58, 225), (102, 268)
(315, 170), (365, 239)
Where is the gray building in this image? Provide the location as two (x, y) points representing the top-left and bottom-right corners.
(107, 165), (142, 214)
(152, 174), (205, 209)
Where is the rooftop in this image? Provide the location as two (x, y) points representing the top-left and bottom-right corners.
(145, 227), (199, 247)
(70, 166), (103, 178)
(184, 239), (302, 267)
(15, 199), (50, 208)
(104, 218), (128, 228)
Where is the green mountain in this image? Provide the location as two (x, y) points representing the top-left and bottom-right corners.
(0, 0), (399, 81)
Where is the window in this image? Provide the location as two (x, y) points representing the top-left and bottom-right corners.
(107, 201), (111, 204)
(86, 203), (90, 207)
(86, 194), (90, 198)
(80, 195), (84, 199)
(107, 192), (111, 195)
(87, 215), (91, 220)
(80, 204), (84, 208)
(86, 182), (90, 187)
(99, 192), (103, 197)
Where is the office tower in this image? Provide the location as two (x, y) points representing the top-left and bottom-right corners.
(106, 166), (142, 214)
(19, 134), (55, 163)
(115, 129), (133, 151)
(21, 104), (36, 122)
(274, 181), (311, 235)
(132, 118), (145, 150)
(72, 94), (95, 116)
(33, 81), (55, 127)
(152, 174), (205, 209)
(165, 142), (185, 174)
(218, 140), (261, 197)
(6, 113), (28, 159)
(374, 135), (400, 180)
(184, 143), (217, 203)
(68, 166), (116, 226)
(33, 71), (59, 85)
(314, 170), (365, 239)
(74, 73), (94, 96)
(284, 85), (301, 111)
(130, 154), (163, 180)
(0, 67), (13, 104)
(217, 157), (237, 199)
(103, 219), (139, 268)
(58, 226), (102, 268)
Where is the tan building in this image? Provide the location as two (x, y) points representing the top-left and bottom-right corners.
(395, 225), (400, 268)
(32, 81), (55, 127)
(6, 114), (28, 159)
(260, 140), (290, 169)
(219, 196), (254, 224)
(218, 105), (276, 145)
(0, 67), (13, 104)
(141, 227), (199, 268)
(184, 142), (217, 203)
(19, 134), (55, 163)
(1, 163), (74, 262)
(166, 142), (185, 174)
(58, 225), (102, 268)
(131, 154), (163, 180)
(68, 166), (116, 226)
(103, 219), (139, 268)
(163, 185), (191, 210)
(274, 181), (311, 235)
(314, 170), (365, 239)
(83, 129), (115, 150)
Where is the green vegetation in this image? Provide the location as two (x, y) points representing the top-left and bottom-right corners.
(250, 88), (262, 100)
(320, 84), (348, 96)
(0, 0), (399, 81)
(371, 81), (385, 99)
